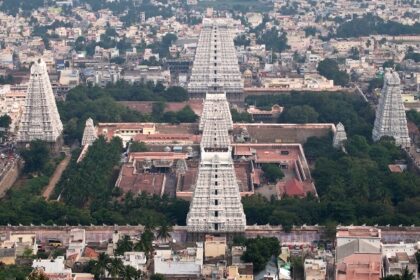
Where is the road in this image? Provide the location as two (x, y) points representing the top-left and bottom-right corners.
(42, 148), (71, 200)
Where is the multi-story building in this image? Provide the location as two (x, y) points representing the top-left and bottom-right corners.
(154, 243), (203, 276)
(335, 226), (382, 280)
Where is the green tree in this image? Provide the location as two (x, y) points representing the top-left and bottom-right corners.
(151, 274), (166, 280)
(241, 237), (280, 272)
(157, 223), (172, 242)
(281, 105), (319, 123)
(317, 58), (349, 86)
(129, 141), (149, 152)
(349, 47), (360, 60)
(0, 114), (11, 129)
(115, 235), (134, 255)
(0, 265), (32, 280)
(107, 258), (124, 278)
(257, 27), (289, 52)
(262, 164), (285, 183)
(20, 140), (50, 174)
(121, 265), (142, 280)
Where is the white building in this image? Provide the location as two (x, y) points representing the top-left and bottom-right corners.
(66, 229), (86, 262)
(120, 252), (147, 272)
(32, 256), (72, 280)
(154, 243), (203, 276)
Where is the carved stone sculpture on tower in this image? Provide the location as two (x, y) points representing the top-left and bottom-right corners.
(17, 59), (63, 144)
(81, 118), (97, 146)
(372, 69), (410, 148)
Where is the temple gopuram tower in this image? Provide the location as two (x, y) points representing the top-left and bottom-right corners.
(372, 69), (410, 148)
(186, 93), (246, 238)
(188, 18), (243, 102)
(17, 59), (63, 148)
(81, 118), (97, 146)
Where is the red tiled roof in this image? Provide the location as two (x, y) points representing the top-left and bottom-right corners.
(83, 247), (99, 259)
(133, 133), (200, 143)
(281, 178), (305, 197)
(234, 146), (253, 156)
(117, 168), (165, 196)
(118, 100), (204, 116)
(388, 164), (403, 173)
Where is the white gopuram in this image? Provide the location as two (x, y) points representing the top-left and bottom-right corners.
(81, 118), (97, 146)
(333, 122), (347, 149)
(188, 18), (243, 102)
(17, 59), (63, 144)
(372, 69), (410, 148)
(187, 93), (246, 234)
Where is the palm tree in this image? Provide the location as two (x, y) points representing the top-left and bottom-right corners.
(157, 224), (172, 243)
(93, 252), (110, 279)
(115, 235), (134, 255)
(122, 265), (142, 280)
(107, 258), (124, 279)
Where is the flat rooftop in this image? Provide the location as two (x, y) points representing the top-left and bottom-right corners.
(336, 227), (381, 238)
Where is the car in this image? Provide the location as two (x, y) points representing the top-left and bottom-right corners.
(416, 148), (420, 153)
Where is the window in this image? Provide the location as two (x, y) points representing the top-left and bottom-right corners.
(215, 199), (218, 205)
(215, 211), (218, 217)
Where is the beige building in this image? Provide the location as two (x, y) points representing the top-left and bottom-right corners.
(261, 74), (335, 90)
(204, 235), (227, 259)
(0, 85), (26, 132)
(59, 69), (80, 87)
(228, 264), (254, 280)
(0, 232), (38, 258)
(304, 259), (326, 280)
(384, 252), (418, 279)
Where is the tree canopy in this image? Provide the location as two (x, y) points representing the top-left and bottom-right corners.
(335, 14), (420, 38)
(317, 58), (350, 87)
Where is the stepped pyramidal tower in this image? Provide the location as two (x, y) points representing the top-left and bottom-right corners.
(81, 118), (97, 146)
(17, 59), (63, 144)
(372, 69), (410, 148)
(333, 122), (347, 149)
(187, 18), (246, 236)
(188, 18), (243, 102)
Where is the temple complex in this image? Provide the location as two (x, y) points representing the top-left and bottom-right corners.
(372, 69), (410, 148)
(17, 59), (63, 145)
(188, 18), (243, 102)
